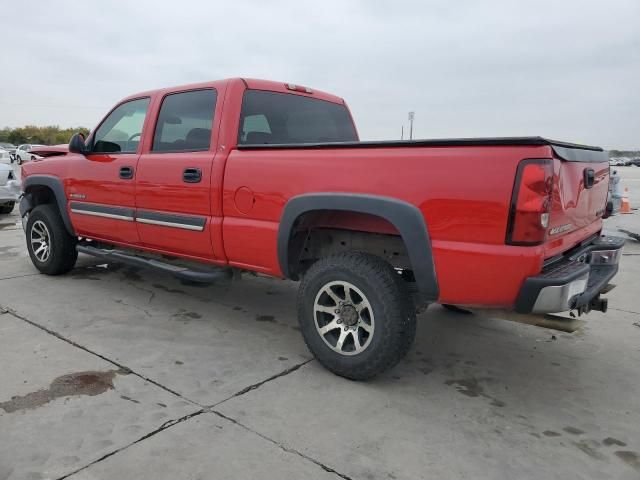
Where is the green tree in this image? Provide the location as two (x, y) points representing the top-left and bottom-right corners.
(0, 125), (90, 145)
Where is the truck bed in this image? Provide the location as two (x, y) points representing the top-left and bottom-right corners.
(238, 136), (607, 162)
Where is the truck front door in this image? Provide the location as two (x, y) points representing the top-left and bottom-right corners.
(66, 97), (150, 245)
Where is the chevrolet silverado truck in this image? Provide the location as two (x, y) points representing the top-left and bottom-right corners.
(19, 78), (624, 379)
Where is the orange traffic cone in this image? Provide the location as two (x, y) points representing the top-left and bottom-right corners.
(620, 187), (632, 214)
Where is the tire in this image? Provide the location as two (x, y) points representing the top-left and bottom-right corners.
(17, 156), (22, 165)
(297, 252), (416, 380)
(26, 204), (78, 275)
(0, 201), (15, 214)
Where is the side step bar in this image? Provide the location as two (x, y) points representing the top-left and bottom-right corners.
(77, 244), (232, 284)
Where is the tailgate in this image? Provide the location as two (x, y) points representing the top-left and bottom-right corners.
(545, 143), (609, 256)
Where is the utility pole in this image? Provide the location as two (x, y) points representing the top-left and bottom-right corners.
(408, 111), (415, 140)
(401, 125), (404, 140)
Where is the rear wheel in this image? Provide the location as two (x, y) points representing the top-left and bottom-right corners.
(297, 252), (416, 380)
(0, 202), (14, 214)
(26, 204), (77, 274)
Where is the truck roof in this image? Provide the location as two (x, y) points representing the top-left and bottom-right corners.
(120, 78), (346, 105)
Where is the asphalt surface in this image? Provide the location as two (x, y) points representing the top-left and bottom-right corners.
(1, 164), (640, 480)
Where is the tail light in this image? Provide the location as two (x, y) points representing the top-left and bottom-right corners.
(506, 159), (553, 245)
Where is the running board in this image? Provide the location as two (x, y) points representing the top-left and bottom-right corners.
(76, 244), (232, 284)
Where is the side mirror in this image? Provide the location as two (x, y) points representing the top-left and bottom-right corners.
(69, 133), (87, 154)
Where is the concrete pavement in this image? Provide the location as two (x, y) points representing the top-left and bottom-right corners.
(1, 166), (640, 480)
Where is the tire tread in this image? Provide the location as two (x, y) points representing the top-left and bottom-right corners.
(27, 204), (77, 275)
(297, 252), (416, 380)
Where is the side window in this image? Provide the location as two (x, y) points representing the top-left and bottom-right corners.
(152, 89), (217, 153)
(92, 98), (150, 154)
(240, 114), (271, 143)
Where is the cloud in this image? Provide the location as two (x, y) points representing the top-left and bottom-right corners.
(2, 0), (639, 148)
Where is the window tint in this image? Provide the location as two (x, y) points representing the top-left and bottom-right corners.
(152, 89), (217, 152)
(238, 90), (357, 145)
(92, 98), (150, 153)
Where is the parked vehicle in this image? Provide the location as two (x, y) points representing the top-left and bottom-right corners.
(0, 142), (16, 162)
(0, 163), (20, 214)
(15, 144), (44, 165)
(19, 78), (624, 379)
(0, 148), (12, 165)
(609, 158), (626, 166)
(606, 170), (623, 215)
(630, 158), (640, 167)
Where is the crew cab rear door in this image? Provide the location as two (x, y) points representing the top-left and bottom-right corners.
(135, 88), (221, 259)
(67, 97), (150, 244)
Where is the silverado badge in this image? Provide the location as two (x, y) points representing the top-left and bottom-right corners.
(549, 223), (573, 235)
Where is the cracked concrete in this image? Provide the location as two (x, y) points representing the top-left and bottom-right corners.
(0, 314), (198, 480)
(1, 165), (640, 479)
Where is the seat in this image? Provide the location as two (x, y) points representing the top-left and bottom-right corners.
(185, 128), (211, 150)
(245, 131), (273, 144)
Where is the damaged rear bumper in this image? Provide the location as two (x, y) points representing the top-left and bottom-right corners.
(0, 179), (21, 204)
(515, 235), (625, 314)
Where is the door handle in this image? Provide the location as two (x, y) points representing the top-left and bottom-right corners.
(119, 166), (134, 180)
(584, 168), (595, 189)
(183, 168), (202, 183)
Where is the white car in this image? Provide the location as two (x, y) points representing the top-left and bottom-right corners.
(0, 163), (21, 214)
(0, 143), (16, 162)
(14, 144), (45, 165)
(0, 147), (12, 165)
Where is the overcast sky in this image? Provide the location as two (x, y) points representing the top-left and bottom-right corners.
(2, 0), (639, 149)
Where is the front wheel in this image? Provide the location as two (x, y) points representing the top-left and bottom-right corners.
(26, 204), (78, 275)
(297, 252), (416, 380)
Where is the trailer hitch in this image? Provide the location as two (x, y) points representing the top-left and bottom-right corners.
(573, 294), (608, 316)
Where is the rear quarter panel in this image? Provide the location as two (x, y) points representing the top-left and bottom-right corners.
(222, 145), (552, 306)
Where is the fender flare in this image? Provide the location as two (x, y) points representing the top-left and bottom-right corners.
(278, 193), (439, 301)
(21, 175), (75, 236)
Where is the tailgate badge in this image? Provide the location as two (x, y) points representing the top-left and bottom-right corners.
(549, 223), (573, 235)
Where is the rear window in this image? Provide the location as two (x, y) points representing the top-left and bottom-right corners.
(238, 90), (357, 145)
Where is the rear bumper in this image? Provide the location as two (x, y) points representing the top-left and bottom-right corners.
(0, 180), (21, 203)
(515, 235), (625, 314)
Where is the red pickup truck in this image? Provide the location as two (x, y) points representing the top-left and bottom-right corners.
(20, 78), (624, 379)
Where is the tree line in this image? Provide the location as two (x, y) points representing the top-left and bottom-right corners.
(609, 149), (640, 158)
(0, 126), (90, 146)
(1, 125), (637, 155)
